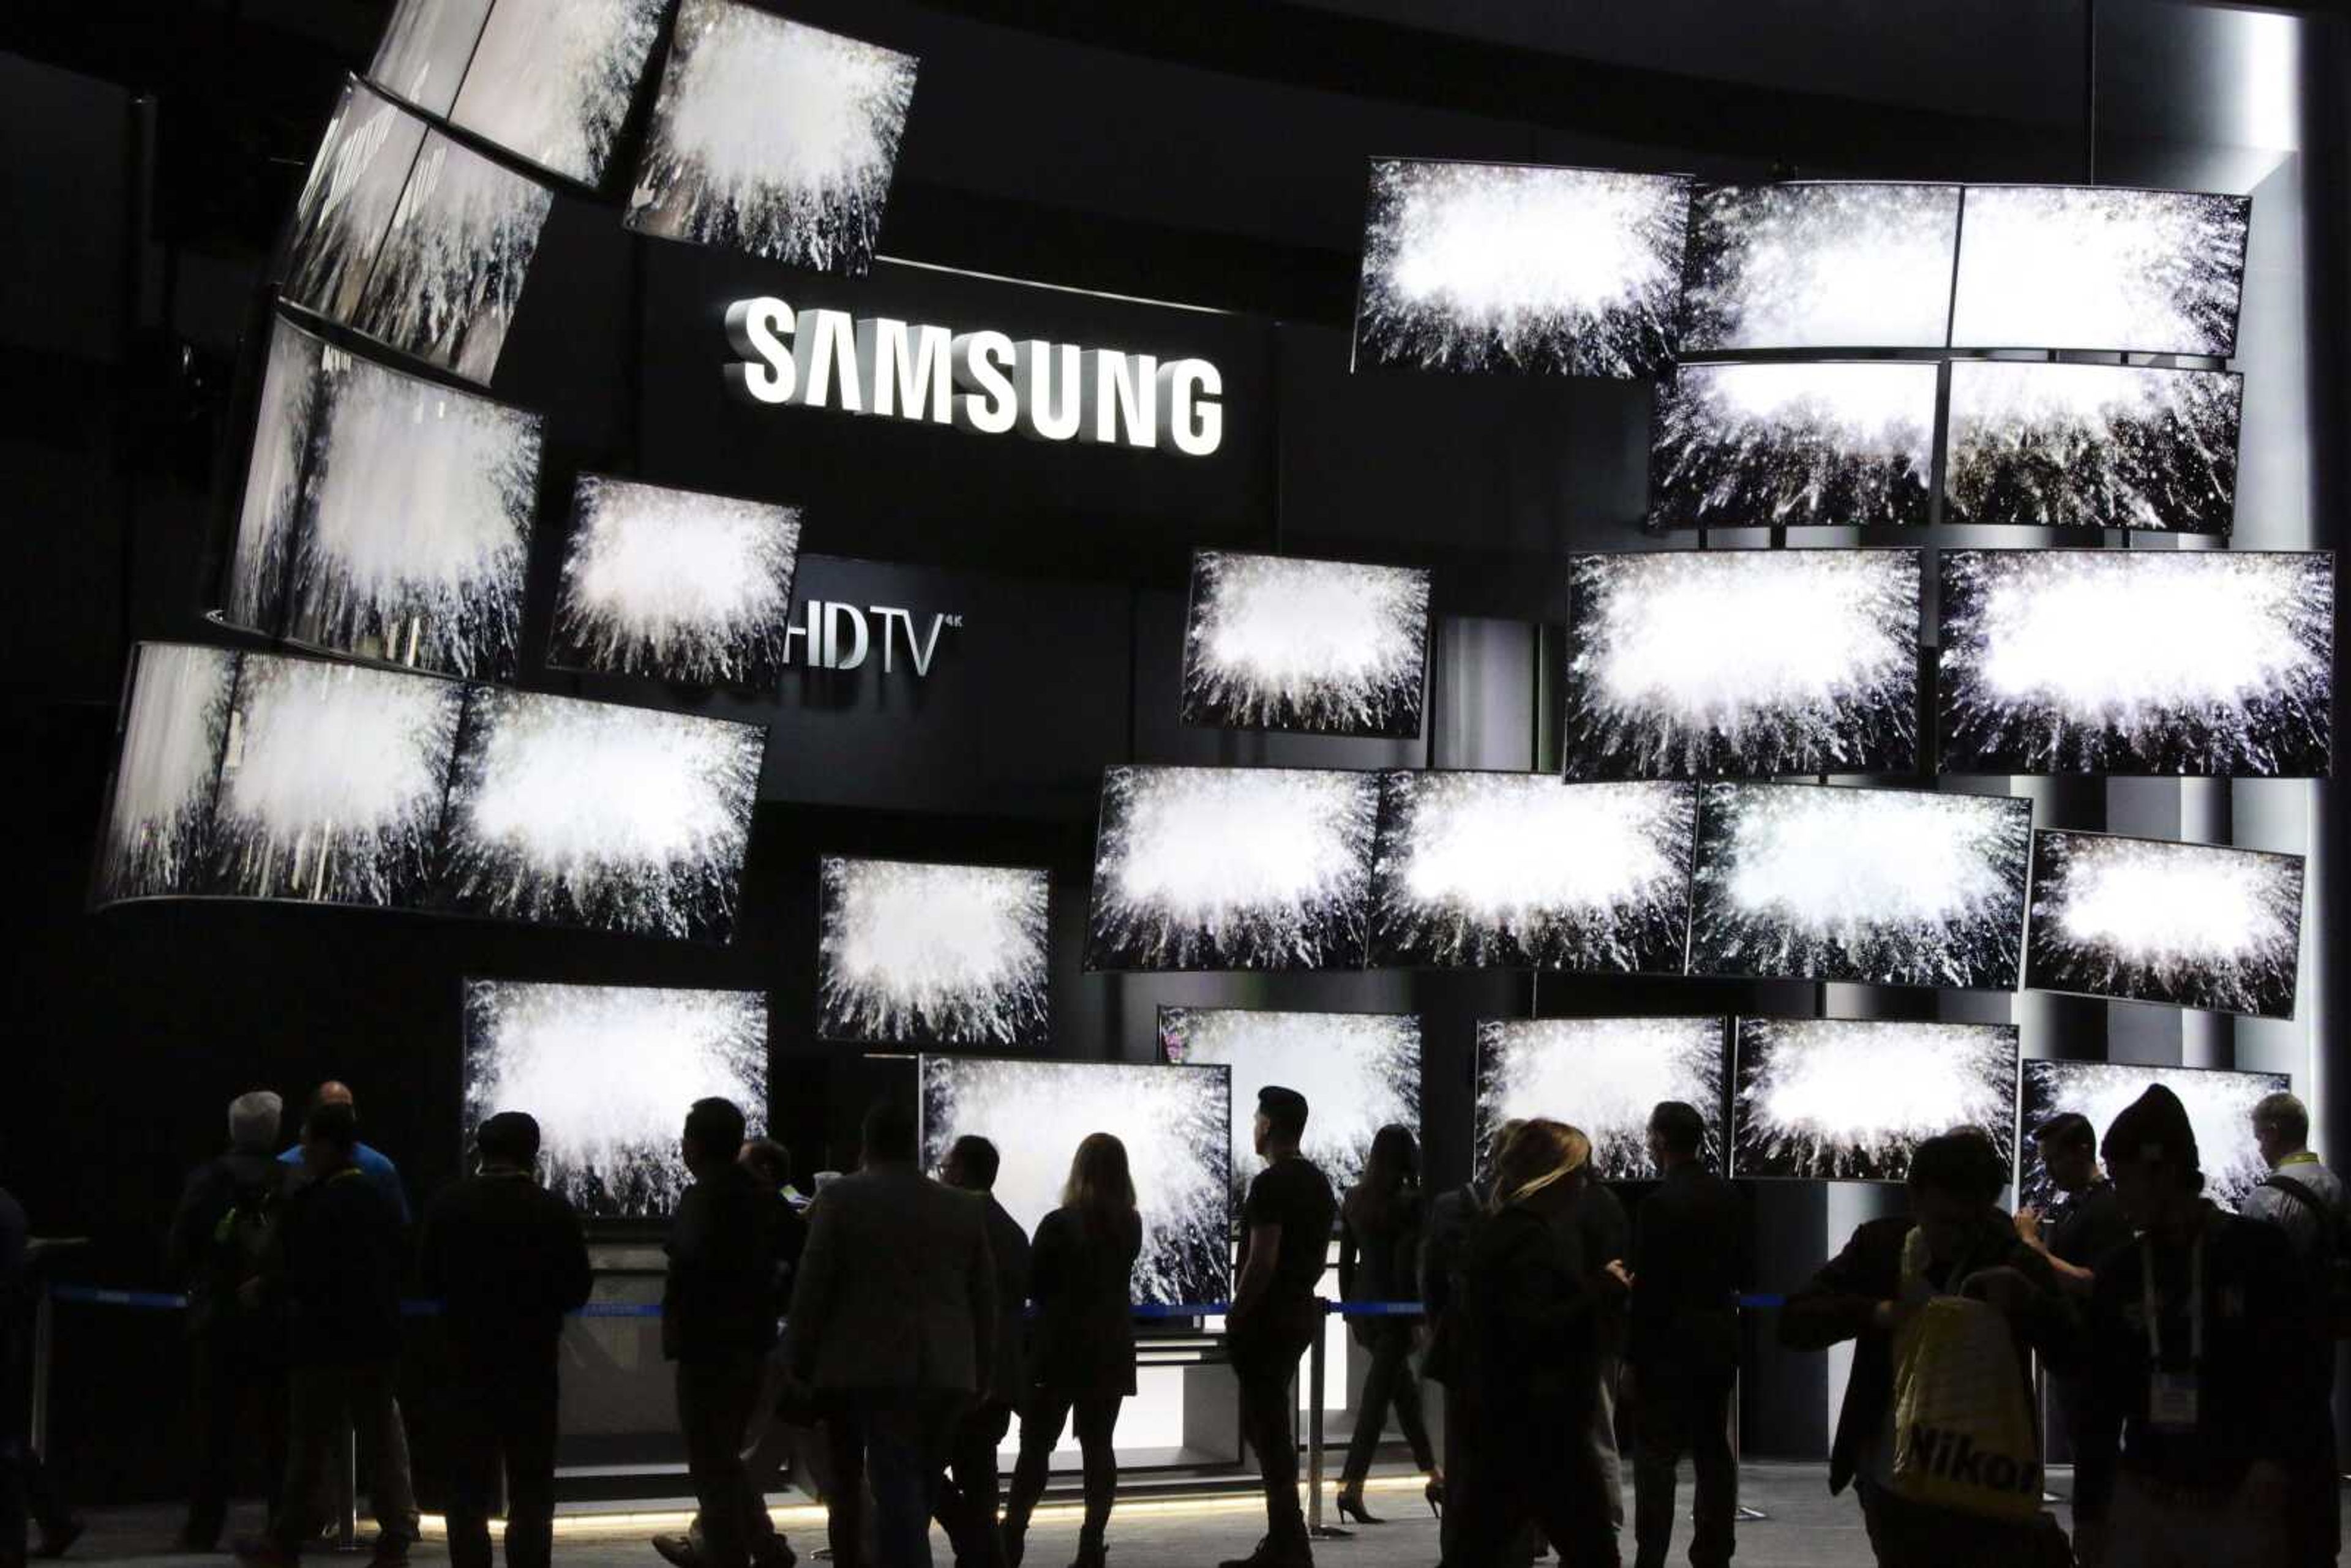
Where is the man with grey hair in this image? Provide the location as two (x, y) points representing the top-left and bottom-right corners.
(170, 1091), (291, 1550)
(2238, 1090), (2344, 1568)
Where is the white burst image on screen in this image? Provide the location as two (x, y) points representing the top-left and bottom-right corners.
(222, 321), (326, 640)
(2019, 1059), (2286, 1212)
(1180, 552), (1431, 739)
(921, 1057), (1231, 1307)
(463, 980), (768, 1220)
(2027, 830), (2304, 1019)
(817, 858), (1051, 1048)
(447, 0), (668, 184)
(1352, 159), (1690, 378)
(1160, 1007), (1421, 1209)
(1733, 1018), (2018, 1182)
(1370, 773), (1695, 973)
(1474, 1017), (1727, 1180)
(1562, 550), (1921, 779)
(626, 0), (918, 275)
(1681, 182), (1960, 351)
(1650, 362), (1938, 531)
(369, 0), (493, 118)
(282, 81), (430, 325)
(93, 644), (239, 904)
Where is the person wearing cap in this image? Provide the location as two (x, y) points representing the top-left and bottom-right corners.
(2072, 1085), (2306, 1568)
(1218, 1086), (1337, 1568)
(417, 1113), (593, 1568)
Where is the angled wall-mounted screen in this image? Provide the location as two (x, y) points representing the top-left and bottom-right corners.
(549, 475), (803, 687)
(1474, 1016), (1727, 1180)
(1180, 552), (1431, 739)
(920, 1056), (1231, 1307)
(626, 0), (918, 275)
(1680, 182), (1960, 351)
(92, 644), (238, 905)
(1733, 1018), (2019, 1182)
(1689, 783), (2032, 991)
(1949, 185), (2251, 358)
(282, 81), (430, 326)
(444, 0), (668, 184)
(2019, 1059), (2287, 1212)
(817, 858), (1051, 1048)
(1160, 1007), (1420, 1212)
(1937, 550), (2333, 778)
(1352, 159), (1690, 378)
(2026, 830), (2305, 1019)
(1370, 773), (1695, 973)
(368, 0), (493, 119)
(1942, 361), (2243, 535)
(463, 980), (768, 1220)
(1084, 767), (1378, 972)
(1649, 361), (1938, 530)
(1561, 550), (1921, 779)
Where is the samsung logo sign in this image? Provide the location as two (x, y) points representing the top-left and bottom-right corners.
(724, 297), (1224, 456)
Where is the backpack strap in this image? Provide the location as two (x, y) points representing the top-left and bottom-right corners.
(2260, 1174), (2342, 1258)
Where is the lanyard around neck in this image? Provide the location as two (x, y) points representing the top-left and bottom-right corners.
(2141, 1232), (2205, 1364)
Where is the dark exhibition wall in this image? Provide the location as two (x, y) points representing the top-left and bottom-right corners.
(4, 0), (2349, 1500)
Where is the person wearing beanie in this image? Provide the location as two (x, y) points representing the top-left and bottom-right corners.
(2071, 1084), (2306, 1568)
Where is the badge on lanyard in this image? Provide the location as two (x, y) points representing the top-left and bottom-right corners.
(2148, 1370), (2200, 1432)
(2141, 1233), (2205, 1434)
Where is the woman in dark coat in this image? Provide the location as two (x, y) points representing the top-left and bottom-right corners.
(1001, 1133), (1145, 1568)
(1335, 1124), (1438, 1523)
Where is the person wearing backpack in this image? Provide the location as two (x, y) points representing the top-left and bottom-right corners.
(2236, 1092), (2344, 1568)
(168, 1091), (291, 1552)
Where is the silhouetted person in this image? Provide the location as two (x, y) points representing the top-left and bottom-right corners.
(1622, 1101), (1747, 1568)
(238, 1103), (414, 1568)
(1001, 1133), (1144, 1568)
(277, 1084), (408, 1225)
(1334, 1124), (1436, 1524)
(782, 1100), (995, 1568)
(1, 1181), (80, 1568)
(933, 1136), (1030, 1568)
(664, 1099), (793, 1568)
(2238, 1091), (2344, 1568)
(170, 1090), (291, 1551)
(418, 1113), (592, 1568)
(2072, 1086), (2306, 1568)
(1420, 1119), (1522, 1567)
(1575, 1153), (1635, 1539)
(2013, 1111), (2131, 1476)
(1219, 1086), (1337, 1568)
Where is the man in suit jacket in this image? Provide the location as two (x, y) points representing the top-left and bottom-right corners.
(932, 1136), (1032, 1568)
(783, 1101), (997, 1568)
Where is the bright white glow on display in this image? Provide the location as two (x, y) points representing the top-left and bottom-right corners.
(551, 475), (803, 686)
(1371, 773), (1695, 972)
(369, 0), (493, 118)
(1563, 550), (1921, 778)
(1734, 1018), (2018, 1182)
(1681, 183), (1960, 351)
(1950, 185), (2250, 357)
(1938, 550), (2333, 776)
(1085, 767), (1379, 971)
(441, 689), (765, 941)
(1354, 159), (1689, 377)
(1474, 1016), (1725, 1179)
(282, 83), (429, 324)
(448, 0), (667, 183)
(921, 1057), (1230, 1306)
(1180, 552), (1431, 738)
(1160, 1007), (1420, 1207)
(628, 1), (918, 274)
(1652, 362), (1938, 530)
(1690, 784), (2031, 989)
(2028, 831), (2304, 1018)
(94, 645), (238, 903)
(223, 321), (324, 634)
(354, 129), (554, 382)
(2019, 1060), (2287, 1211)
(817, 858), (1051, 1046)
(463, 980), (767, 1218)
(1943, 361), (2243, 533)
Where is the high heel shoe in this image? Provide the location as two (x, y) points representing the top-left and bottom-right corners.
(1333, 1487), (1384, 1525)
(1423, 1477), (1445, 1518)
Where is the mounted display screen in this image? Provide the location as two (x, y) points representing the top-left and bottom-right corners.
(1474, 1016), (1727, 1179)
(1649, 361), (1938, 530)
(1180, 551), (1431, 739)
(2019, 1059), (2287, 1212)
(817, 858), (1051, 1047)
(1680, 182), (1960, 351)
(1733, 1018), (2019, 1182)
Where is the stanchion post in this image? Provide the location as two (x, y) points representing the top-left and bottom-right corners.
(30, 1283), (55, 1461)
(1731, 1365), (1767, 1524)
(336, 1423), (360, 1551)
(1305, 1300), (1349, 1540)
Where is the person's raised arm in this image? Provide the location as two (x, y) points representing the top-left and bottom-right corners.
(1779, 1223), (1898, 1351)
(2013, 1206), (2098, 1297)
(1231, 1221), (1281, 1319)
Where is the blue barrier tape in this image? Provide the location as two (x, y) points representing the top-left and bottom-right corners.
(50, 1286), (187, 1311)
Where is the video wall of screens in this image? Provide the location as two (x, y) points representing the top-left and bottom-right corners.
(2019, 1059), (2287, 1212)
(1084, 766), (1379, 972)
(2027, 830), (2306, 1019)
(1369, 773), (1695, 973)
(1937, 550), (2333, 779)
(1941, 362), (2244, 535)
(1649, 361), (1938, 531)
(1180, 552), (1431, 739)
(1679, 182), (1961, 352)
(626, 1), (919, 276)
(1561, 550), (1921, 780)
(462, 980), (767, 1219)
(816, 858), (1051, 1048)
(920, 1056), (1231, 1307)
(1474, 1016), (1727, 1180)
(222, 315), (544, 680)
(1733, 1018), (2019, 1183)
(1158, 1007), (1421, 1211)
(1688, 783), (2031, 990)
(1949, 185), (2251, 359)
(1352, 159), (1690, 378)
(548, 475), (804, 688)
(94, 643), (765, 942)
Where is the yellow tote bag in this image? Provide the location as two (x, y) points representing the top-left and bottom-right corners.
(1887, 1286), (2043, 1523)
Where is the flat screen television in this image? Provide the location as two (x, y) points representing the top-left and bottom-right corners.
(1679, 182), (1960, 351)
(1473, 1016), (1728, 1179)
(2018, 1059), (2287, 1212)
(1649, 361), (1938, 530)
(444, 0), (668, 184)
(1180, 551), (1431, 739)
(1733, 1018), (2019, 1182)
(816, 857), (1051, 1047)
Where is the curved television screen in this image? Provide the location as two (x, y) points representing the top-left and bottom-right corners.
(1474, 1016), (1727, 1180)
(1180, 552), (1431, 739)
(1733, 1018), (2019, 1182)
(1680, 182), (1960, 351)
(2019, 1059), (2286, 1212)
(1649, 361), (1938, 531)
(817, 858), (1051, 1047)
